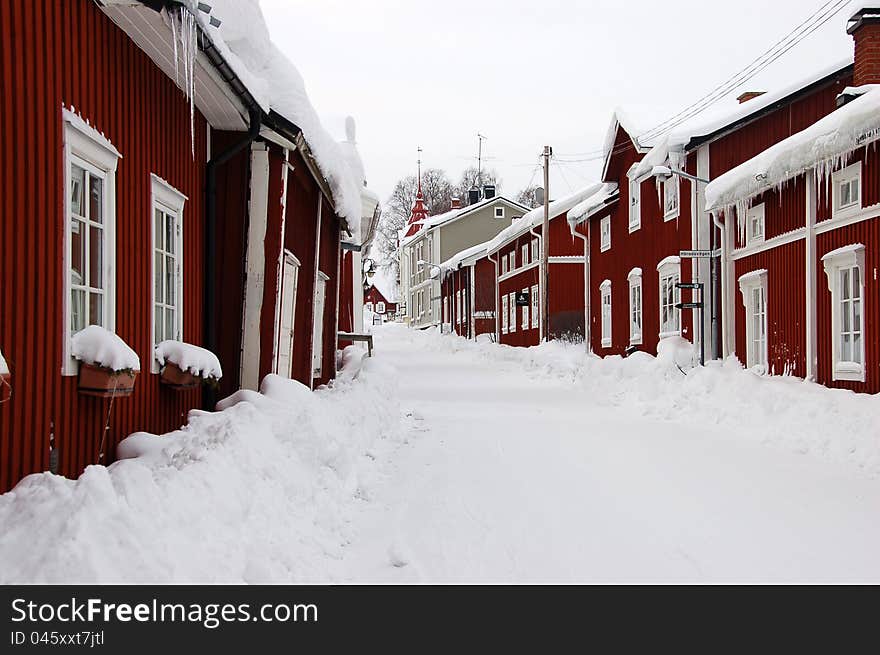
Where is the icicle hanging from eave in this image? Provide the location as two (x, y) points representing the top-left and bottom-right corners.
(165, 5), (198, 159)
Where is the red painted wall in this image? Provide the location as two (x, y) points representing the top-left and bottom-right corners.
(315, 198), (341, 388)
(0, 0), (209, 492)
(365, 285), (396, 315)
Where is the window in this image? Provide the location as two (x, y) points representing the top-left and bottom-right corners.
(521, 288), (529, 330)
(366, 301), (374, 312)
(600, 216), (611, 252)
(377, 301), (386, 314)
(501, 294), (509, 334)
(823, 244), (866, 381)
(657, 257), (681, 338)
(151, 176), (186, 372)
(664, 175), (680, 220)
(312, 272), (328, 377)
(522, 244), (529, 267)
(738, 270), (768, 370)
(600, 280), (612, 347)
(508, 292), (516, 333)
(531, 284), (539, 329)
(531, 238), (539, 263)
(746, 203), (765, 246)
(501, 255), (508, 275)
(832, 162), (861, 217)
(276, 252), (300, 378)
(628, 268), (642, 345)
(495, 207), (506, 219)
(628, 164), (641, 232)
(63, 109), (120, 375)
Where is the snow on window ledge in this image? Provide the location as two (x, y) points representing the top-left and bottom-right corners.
(155, 340), (223, 381)
(71, 325), (140, 372)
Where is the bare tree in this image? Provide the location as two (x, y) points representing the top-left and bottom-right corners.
(515, 185), (543, 209)
(454, 166), (501, 205)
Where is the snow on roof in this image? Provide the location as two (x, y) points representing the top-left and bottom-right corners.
(566, 183), (620, 227)
(370, 267), (399, 303)
(705, 88), (880, 211)
(399, 196), (527, 248)
(486, 184), (602, 253)
(440, 240), (492, 274)
(849, 1), (880, 20)
(200, 0), (363, 232)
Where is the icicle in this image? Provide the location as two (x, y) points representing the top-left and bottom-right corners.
(165, 5), (198, 159)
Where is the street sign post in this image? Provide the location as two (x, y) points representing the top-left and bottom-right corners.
(679, 249), (719, 259)
(675, 281), (705, 366)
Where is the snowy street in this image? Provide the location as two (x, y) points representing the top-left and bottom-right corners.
(341, 325), (880, 583)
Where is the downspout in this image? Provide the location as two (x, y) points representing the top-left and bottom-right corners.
(487, 251), (500, 342)
(570, 221), (590, 350)
(711, 209), (729, 358)
(204, 105), (261, 407)
(529, 226), (544, 341)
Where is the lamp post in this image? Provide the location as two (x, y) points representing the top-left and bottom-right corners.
(651, 165), (718, 362)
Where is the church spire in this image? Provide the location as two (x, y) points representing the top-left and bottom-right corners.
(405, 146), (428, 237)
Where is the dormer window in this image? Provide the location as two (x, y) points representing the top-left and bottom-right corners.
(627, 164), (641, 232)
(832, 162), (861, 218)
(664, 175), (680, 221)
(746, 203), (765, 246)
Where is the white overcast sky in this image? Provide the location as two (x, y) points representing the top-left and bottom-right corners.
(260, 0), (855, 204)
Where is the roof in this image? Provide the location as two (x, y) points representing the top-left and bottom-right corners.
(566, 183), (620, 228)
(399, 196), (529, 248)
(705, 87), (880, 211)
(369, 267), (399, 303)
(486, 184), (603, 253)
(440, 240), (492, 275)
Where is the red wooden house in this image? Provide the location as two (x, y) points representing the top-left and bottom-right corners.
(364, 284), (397, 318)
(0, 0), (365, 493)
(573, 53), (855, 363)
(704, 4), (880, 392)
(440, 242), (496, 339)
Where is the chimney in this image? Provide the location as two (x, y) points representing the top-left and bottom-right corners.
(451, 197), (462, 210)
(737, 91), (766, 104)
(467, 188), (481, 205)
(483, 184), (496, 199)
(849, 5), (880, 86)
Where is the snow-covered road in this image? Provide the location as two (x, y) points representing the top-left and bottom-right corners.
(343, 325), (880, 583)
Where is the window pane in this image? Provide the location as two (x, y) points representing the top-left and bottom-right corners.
(155, 307), (163, 343)
(854, 298), (862, 333)
(840, 269), (850, 300)
(89, 175), (103, 224)
(89, 291), (103, 327)
(165, 308), (175, 342)
(155, 252), (163, 303)
(166, 213), (175, 255)
(842, 333), (852, 361)
(852, 180), (860, 205)
(71, 289), (86, 332)
(71, 165), (85, 216)
(89, 225), (103, 289)
(842, 301), (851, 332)
(165, 254), (175, 306)
(853, 265), (860, 293)
(854, 333), (862, 364)
(71, 219), (84, 286)
(155, 209), (163, 249)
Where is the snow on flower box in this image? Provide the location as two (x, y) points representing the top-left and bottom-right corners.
(155, 341), (222, 391)
(0, 347), (10, 403)
(71, 326), (141, 398)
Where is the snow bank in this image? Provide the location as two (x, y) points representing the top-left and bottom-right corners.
(706, 89), (880, 211)
(155, 340), (222, 380)
(413, 328), (880, 477)
(71, 326), (140, 372)
(197, 0), (363, 231)
(0, 358), (405, 583)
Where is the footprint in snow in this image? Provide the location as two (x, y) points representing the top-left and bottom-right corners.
(388, 542), (410, 568)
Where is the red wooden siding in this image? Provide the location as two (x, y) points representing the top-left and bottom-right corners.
(733, 241), (807, 377)
(473, 257), (497, 337)
(736, 179), (807, 249)
(315, 198), (341, 387)
(364, 285), (396, 315)
(339, 251), (355, 333)
(0, 0), (209, 492)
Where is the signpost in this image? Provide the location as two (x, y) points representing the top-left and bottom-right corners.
(679, 249), (720, 259)
(515, 292), (529, 307)
(675, 281), (705, 366)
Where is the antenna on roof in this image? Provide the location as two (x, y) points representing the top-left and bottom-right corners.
(476, 133), (487, 187)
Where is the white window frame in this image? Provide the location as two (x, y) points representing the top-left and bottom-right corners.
(628, 164), (641, 232)
(832, 162), (862, 219)
(443, 296), (448, 324)
(663, 174), (680, 221)
(501, 254), (508, 275)
(150, 175), (186, 373)
(501, 294), (509, 334)
(657, 257), (681, 339)
(746, 203), (765, 246)
(822, 244), (866, 382)
(600, 216), (611, 252)
(531, 238), (539, 263)
(376, 301), (386, 314)
(522, 243), (529, 267)
(627, 268), (642, 346)
(62, 110), (121, 375)
(600, 280), (612, 347)
(521, 288), (529, 330)
(508, 292), (516, 333)
(738, 270), (768, 371)
(495, 206), (506, 219)
(365, 301), (374, 312)
(531, 284), (539, 328)
(312, 271), (329, 378)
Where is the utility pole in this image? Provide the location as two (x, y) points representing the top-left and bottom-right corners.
(477, 133), (486, 188)
(541, 145), (551, 342)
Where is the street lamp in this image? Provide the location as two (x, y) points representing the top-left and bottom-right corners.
(651, 165), (718, 362)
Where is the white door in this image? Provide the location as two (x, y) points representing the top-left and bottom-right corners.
(312, 272), (328, 377)
(276, 254), (299, 378)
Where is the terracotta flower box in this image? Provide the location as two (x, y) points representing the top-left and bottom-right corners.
(78, 363), (137, 398)
(0, 371), (10, 404)
(160, 362), (201, 391)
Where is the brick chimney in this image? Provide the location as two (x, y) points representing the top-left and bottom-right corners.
(737, 91), (766, 104)
(451, 197), (462, 210)
(849, 5), (880, 86)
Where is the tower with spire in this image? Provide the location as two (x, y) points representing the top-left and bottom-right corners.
(405, 147), (428, 237)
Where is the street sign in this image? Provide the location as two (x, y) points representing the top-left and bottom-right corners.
(679, 249), (717, 259)
(676, 302), (703, 310)
(675, 282), (702, 290)
(515, 291), (530, 306)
